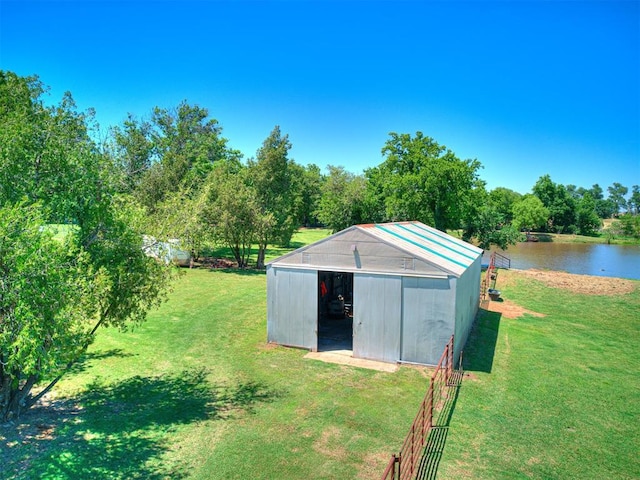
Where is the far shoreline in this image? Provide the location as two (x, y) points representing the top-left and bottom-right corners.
(524, 231), (639, 246)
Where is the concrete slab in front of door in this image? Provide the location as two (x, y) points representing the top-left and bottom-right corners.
(304, 350), (398, 372)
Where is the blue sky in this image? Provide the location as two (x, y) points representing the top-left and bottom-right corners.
(1, 0), (638, 194)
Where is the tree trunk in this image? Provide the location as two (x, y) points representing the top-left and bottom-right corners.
(1, 374), (37, 422)
(256, 245), (266, 269)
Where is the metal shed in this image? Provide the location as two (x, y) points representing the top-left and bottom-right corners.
(266, 221), (483, 366)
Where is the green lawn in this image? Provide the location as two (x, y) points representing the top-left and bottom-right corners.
(2, 230), (639, 479)
(3, 230), (425, 479)
(437, 270), (640, 479)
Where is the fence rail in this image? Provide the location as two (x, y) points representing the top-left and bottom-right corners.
(482, 251), (510, 300)
(380, 335), (457, 480)
(493, 251), (511, 269)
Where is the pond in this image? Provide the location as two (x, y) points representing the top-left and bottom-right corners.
(484, 242), (640, 280)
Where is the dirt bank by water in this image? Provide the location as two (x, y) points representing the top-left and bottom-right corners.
(513, 268), (636, 296)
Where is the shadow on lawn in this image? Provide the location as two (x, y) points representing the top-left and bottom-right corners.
(1, 368), (276, 480)
(396, 307), (502, 479)
(415, 370), (463, 480)
(214, 268), (266, 276)
(463, 308), (502, 373)
(66, 348), (135, 376)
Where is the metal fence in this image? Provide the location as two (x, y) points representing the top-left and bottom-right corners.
(380, 335), (456, 480)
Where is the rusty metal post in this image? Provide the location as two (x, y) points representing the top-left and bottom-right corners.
(427, 381), (433, 431)
(447, 336), (453, 383)
(409, 423), (415, 478)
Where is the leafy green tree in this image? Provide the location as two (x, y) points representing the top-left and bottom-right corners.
(607, 182), (628, 214)
(147, 187), (211, 262)
(316, 165), (368, 233)
(248, 126), (300, 268)
(488, 187), (522, 223)
(620, 214), (640, 237)
(595, 197), (617, 219)
(462, 204), (521, 250)
(294, 163), (323, 227)
(512, 195), (549, 234)
(109, 114), (155, 193)
(0, 204), (95, 420)
(627, 185), (640, 215)
(589, 184), (604, 200)
(366, 132), (482, 231)
(532, 175), (576, 232)
(118, 102), (236, 212)
(0, 71), (174, 421)
(203, 165), (264, 268)
(575, 192), (602, 235)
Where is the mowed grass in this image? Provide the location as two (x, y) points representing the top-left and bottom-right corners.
(4, 228), (427, 479)
(437, 269), (640, 479)
(3, 229), (639, 479)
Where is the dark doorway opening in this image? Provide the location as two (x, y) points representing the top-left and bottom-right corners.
(318, 271), (353, 352)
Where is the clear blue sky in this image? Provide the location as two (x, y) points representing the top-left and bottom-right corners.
(1, 0), (639, 194)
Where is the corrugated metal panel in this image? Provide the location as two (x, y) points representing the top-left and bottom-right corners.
(453, 255), (482, 362)
(401, 276), (456, 365)
(360, 222), (482, 277)
(268, 222), (481, 278)
(353, 274), (401, 363)
(267, 266), (317, 350)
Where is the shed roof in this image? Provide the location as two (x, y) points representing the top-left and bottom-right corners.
(269, 221), (482, 277)
(357, 222), (482, 276)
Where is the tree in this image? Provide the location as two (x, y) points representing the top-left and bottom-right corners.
(462, 204), (521, 250)
(512, 195), (549, 234)
(488, 187), (522, 224)
(0, 71), (174, 421)
(203, 165), (264, 268)
(294, 163), (323, 227)
(595, 197), (617, 219)
(627, 185), (640, 215)
(575, 192), (602, 236)
(462, 187), (521, 250)
(532, 175), (576, 232)
(109, 114), (155, 193)
(589, 184), (604, 200)
(366, 132), (482, 231)
(248, 126), (300, 268)
(147, 186), (211, 262)
(116, 101), (236, 212)
(316, 165), (369, 233)
(607, 182), (628, 214)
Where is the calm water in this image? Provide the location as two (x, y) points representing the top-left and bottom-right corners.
(485, 242), (640, 280)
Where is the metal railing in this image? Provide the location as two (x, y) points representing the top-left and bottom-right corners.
(380, 335), (457, 480)
(493, 251), (511, 269)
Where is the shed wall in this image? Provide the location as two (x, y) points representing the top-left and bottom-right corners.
(453, 255), (482, 362)
(353, 274), (401, 362)
(401, 276), (456, 365)
(267, 266), (317, 350)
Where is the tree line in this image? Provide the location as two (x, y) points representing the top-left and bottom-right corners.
(107, 102), (640, 261)
(0, 71), (637, 419)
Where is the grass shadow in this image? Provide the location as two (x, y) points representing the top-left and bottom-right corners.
(1, 368), (277, 480)
(212, 268), (266, 276)
(463, 308), (502, 373)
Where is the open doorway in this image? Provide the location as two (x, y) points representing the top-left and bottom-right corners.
(318, 271), (353, 352)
